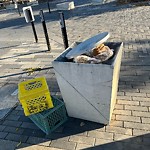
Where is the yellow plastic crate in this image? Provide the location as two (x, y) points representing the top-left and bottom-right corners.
(18, 77), (49, 97)
(18, 77), (54, 116)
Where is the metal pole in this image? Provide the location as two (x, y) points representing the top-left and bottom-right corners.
(59, 12), (69, 49)
(15, 2), (21, 16)
(47, 1), (51, 13)
(27, 9), (38, 43)
(31, 21), (38, 43)
(17, 5), (21, 16)
(39, 9), (51, 51)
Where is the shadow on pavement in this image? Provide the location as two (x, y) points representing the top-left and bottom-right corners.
(0, 49), (48, 61)
(84, 133), (150, 150)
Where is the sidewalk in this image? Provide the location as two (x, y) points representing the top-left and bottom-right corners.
(0, 1), (150, 150)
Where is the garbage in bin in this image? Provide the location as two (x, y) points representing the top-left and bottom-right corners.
(52, 33), (123, 125)
(73, 43), (114, 64)
(66, 32), (114, 64)
(66, 32), (110, 59)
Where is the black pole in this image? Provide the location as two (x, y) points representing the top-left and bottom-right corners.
(15, 2), (21, 16)
(59, 12), (69, 49)
(47, 1), (51, 13)
(39, 9), (51, 51)
(31, 22), (38, 43)
(17, 4), (21, 16)
(27, 9), (38, 43)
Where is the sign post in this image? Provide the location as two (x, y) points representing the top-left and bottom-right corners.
(23, 6), (38, 43)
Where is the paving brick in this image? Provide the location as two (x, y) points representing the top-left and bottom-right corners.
(140, 89), (150, 93)
(95, 138), (113, 145)
(17, 110), (25, 116)
(125, 92), (147, 97)
(117, 100), (139, 106)
(106, 126), (132, 135)
(4, 126), (24, 135)
(0, 139), (18, 150)
(15, 105), (23, 111)
(114, 133), (142, 143)
(116, 115), (141, 123)
(76, 143), (93, 149)
(27, 136), (50, 146)
(114, 104), (124, 110)
(18, 116), (32, 123)
(2, 120), (22, 127)
(5, 133), (28, 143)
(125, 105), (148, 112)
(0, 125), (6, 132)
(132, 111), (150, 118)
(69, 135), (95, 145)
(124, 122), (150, 131)
(123, 142), (146, 150)
(50, 140), (76, 150)
(88, 131), (113, 140)
(16, 142), (32, 149)
(6, 114), (20, 121)
(133, 129), (150, 137)
(132, 97), (150, 102)
(117, 92), (125, 96)
(0, 131), (8, 139)
(141, 117), (150, 124)
(143, 137), (150, 146)
(113, 110), (131, 116)
(21, 122), (39, 130)
(147, 94), (150, 97)
(19, 145), (62, 150)
(109, 120), (123, 127)
(22, 129), (46, 138)
(11, 110), (19, 115)
(140, 101), (150, 107)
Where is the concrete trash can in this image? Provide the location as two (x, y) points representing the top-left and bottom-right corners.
(52, 41), (123, 125)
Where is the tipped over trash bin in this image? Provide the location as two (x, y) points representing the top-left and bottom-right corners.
(52, 32), (123, 125)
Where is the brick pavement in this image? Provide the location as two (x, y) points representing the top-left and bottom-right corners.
(0, 1), (150, 150)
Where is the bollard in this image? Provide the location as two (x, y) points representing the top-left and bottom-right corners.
(31, 21), (38, 43)
(27, 9), (38, 43)
(59, 12), (69, 49)
(15, 2), (21, 16)
(39, 9), (51, 51)
(47, 1), (51, 13)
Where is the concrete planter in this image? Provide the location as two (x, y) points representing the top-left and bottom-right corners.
(56, 1), (75, 10)
(52, 42), (123, 125)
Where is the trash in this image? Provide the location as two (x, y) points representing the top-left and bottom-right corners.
(23, 67), (42, 75)
(65, 32), (114, 64)
(66, 32), (110, 59)
(73, 43), (114, 64)
(80, 122), (85, 127)
(16, 141), (22, 147)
